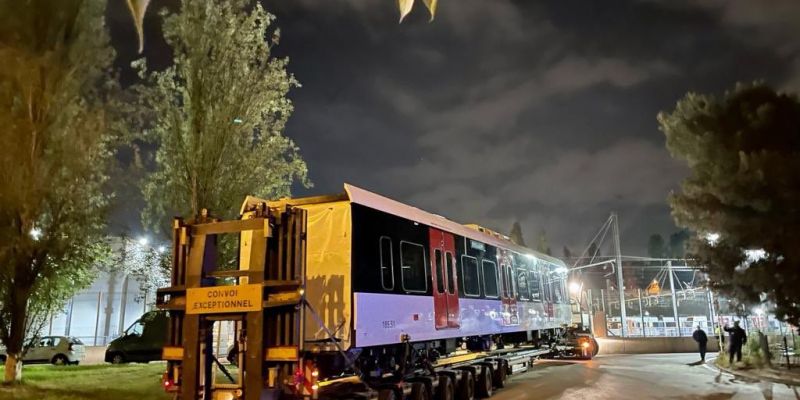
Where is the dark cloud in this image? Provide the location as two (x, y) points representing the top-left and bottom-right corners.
(111, 1), (800, 253)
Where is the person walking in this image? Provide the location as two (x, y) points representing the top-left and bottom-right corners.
(692, 325), (708, 362)
(724, 321), (747, 365)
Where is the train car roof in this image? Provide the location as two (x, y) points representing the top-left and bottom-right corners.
(241, 184), (565, 266)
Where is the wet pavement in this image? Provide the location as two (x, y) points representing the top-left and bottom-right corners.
(493, 353), (800, 400)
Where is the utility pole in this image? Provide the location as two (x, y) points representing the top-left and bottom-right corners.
(612, 213), (626, 337)
(667, 261), (680, 335)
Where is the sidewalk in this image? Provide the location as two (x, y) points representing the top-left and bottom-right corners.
(708, 356), (800, 387)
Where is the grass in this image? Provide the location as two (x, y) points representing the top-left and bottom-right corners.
(0, 363), (172, 400)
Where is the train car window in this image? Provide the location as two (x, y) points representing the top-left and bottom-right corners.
(400, 241), (427, 293)
(482, 260), (499, 298)
(517, 266), (529, 300)
(552, 277), (564, 303)
(460, 255), (480, 297)
(500, 263), (513, 298)
(434, 249), (445, 294)
(541, 263), (553, 302)
(379, 236), (394, 291)
(446, 252), (456, 295)
(528, 265), (541, 301)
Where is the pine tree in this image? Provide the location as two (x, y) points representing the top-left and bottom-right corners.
(659, 82), (800, 325)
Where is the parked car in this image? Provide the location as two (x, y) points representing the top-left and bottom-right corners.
(105, 310), (168, 364)
(0, 336), (86, 365)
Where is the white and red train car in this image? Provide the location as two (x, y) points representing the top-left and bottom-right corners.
(245, 184), (572, 379)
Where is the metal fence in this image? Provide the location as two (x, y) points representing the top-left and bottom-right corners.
(572, 260), (797, 343)
(43, 288), (154, 346)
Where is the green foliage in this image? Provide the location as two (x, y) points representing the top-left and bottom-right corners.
(0, 0), (115, 378)
(659, 82), (800, 325)
(509, 221), (526, 246)
(134, 0), (309, 235)
(536, 230), (552, 256)
(647, 234), (666, 259)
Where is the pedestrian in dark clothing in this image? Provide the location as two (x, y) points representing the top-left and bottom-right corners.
(692, 325), (708, 361)
(724, 321), (747, 365)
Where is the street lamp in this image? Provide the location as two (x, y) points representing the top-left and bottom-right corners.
(569, 281), (582, 295)
(137, 236), (150, 247)
(30, 227), (42, 240)
(157, 245), (167, 253)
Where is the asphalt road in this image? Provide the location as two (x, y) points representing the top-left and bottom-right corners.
(492, 353), (800, 400)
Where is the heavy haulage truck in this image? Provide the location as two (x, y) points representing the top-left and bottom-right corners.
(156, 184), (595, 400)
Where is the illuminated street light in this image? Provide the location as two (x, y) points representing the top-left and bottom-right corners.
(157, 245), (167, 253)
(30, 227), (42, 240)
(705, 232), (720, 246)
(138, 236), (150, 246)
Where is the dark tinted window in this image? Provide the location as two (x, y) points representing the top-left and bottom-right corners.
(379, 237), (394, 290)
(541, 263), (553, 302)
(517, 263), (529, 300)
(446, 252), (456, 295)
(461, 255), (480, 296)
(434, 249), (444, 293)
(400, 241), (427, 293)
(482, 260), (499, 298)
(529, 264), (542, 301)
(552, 278), (564, 303)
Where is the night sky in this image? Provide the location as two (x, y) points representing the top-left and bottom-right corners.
(106, 1), (800, 255)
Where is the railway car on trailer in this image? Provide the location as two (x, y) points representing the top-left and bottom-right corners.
(281, 184), (572, 359)
(158, 184), (574, 400)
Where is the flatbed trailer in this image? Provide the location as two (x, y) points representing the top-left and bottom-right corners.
(315, 346), (554, 399)
(155, 187), (582, 400)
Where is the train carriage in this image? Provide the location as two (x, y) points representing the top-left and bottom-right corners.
(245, 184), (572, 359)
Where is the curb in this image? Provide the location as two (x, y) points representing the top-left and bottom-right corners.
(706, 356), (800, 387)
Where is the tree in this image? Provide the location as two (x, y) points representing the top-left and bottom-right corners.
(647, 234), (666, 259)
(0, 0), (115, 382)
(536, 230), (552, 256)
(135, 0), (309, 237)
(667, 230), (690, 259)
(509, 221), (526, 246)
(562, 246), (573, 260)
(659, 82), (800, 325)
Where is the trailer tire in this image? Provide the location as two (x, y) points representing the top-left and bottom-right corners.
(437, 374), (455, 400)
(492, 359), (507, 388)
(454, 369), (475, 400)
(410, 382), (429, 400)
(378, 387), (400, 400)
(475, 365), (493, 398)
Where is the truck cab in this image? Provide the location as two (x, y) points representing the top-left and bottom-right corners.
(105, 310), (168, 364)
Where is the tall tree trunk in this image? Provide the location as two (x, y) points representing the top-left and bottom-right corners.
(3, 284), (31, 383)
(3, 354), (22, 383)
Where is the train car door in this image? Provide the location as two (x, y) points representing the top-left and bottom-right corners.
(429, 228), (460, 329)
(499, 250), (519, 325)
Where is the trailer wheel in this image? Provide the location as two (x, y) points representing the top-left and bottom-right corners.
(410, 382), (429, 400)
(378, 388), (400, 400)
(591, 338), (599, 357)
(492, 359), (507, 388)
(455, 369), (474, 400)
(437, 374), (455, 400)
(475, 365), (493, 398)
